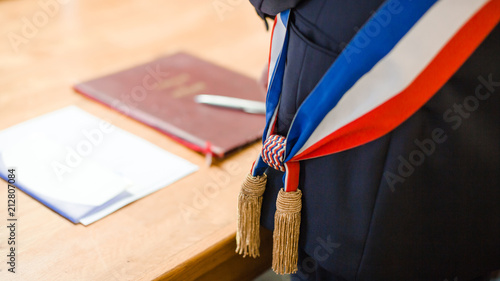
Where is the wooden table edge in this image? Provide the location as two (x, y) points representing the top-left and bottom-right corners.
(154, 228), (273, 281)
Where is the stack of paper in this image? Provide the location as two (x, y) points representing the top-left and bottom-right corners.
(0, 106), (198, 225)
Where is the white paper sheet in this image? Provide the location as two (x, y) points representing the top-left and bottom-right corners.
(0, 106), (198, 225)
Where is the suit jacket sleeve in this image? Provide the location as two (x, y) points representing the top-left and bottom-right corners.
(249, 0), (303, 19)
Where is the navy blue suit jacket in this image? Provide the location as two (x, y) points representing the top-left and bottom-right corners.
(250, 0), (500, 280)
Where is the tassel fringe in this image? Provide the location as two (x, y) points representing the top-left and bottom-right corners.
(236, 173), (267, 258)
(272, 188), (302, 274)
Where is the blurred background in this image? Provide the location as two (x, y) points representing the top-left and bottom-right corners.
(0, 0), (269, 126)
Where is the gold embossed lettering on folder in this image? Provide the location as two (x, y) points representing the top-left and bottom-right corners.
(74, 53), (266, 157)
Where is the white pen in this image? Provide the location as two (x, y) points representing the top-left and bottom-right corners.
(194, 95), (266, 115)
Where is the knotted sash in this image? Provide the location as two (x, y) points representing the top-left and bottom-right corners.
(237, 0), (500, 274)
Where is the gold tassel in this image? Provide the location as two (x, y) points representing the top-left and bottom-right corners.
(272, 188), (302, 274)
(236, 173), (267, 258)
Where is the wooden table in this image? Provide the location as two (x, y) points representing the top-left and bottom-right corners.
(0, 0), (273, 280)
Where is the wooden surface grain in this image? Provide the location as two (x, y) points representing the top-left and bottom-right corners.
(0, 0), (271, 280)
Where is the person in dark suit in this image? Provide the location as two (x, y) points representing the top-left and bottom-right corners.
(249, 0), (500, 280)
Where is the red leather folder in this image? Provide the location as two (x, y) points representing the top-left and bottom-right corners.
(74, 53), (266, 157)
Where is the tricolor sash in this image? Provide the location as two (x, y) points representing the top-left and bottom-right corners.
(237, 0), (500, 274)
